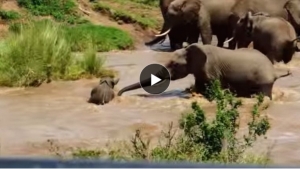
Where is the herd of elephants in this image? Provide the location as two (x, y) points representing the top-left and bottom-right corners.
(88, 0), (300, 105)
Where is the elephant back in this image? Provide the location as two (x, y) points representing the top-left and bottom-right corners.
(232, 0), (289, 19)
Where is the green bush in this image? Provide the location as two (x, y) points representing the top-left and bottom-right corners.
(17, 0), (82, 24)
(71, 80), (271, 165)
(0, 10), (21, 20)
(63, 24), (134, 52)
(0, 20), (113, 87)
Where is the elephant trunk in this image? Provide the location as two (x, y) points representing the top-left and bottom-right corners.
(117, 68), (170, 96)
(117, 81), (146, 96)
(145, 20), (172, 46)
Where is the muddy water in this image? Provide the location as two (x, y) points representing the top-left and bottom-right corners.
(1, 37), (300, 165)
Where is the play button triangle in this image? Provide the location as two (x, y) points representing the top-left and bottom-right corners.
(151, 74), (161, 86)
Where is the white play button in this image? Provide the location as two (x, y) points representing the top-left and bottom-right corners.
(151, 74), (161, 86)
(139, 64), (171, 94)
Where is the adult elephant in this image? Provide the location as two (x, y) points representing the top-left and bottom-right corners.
(145, 0), (239, 50)
(232, 11), (300, 64)
(228, 0), (300, 49)
(117, 44), (291, 99)
(145, 0), (198, 50)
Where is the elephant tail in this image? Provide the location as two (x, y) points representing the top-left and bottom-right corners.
(274, 69), (292, 80)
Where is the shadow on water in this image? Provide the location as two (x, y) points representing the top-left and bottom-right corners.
(146, 38), (175, 53)
(134, 90), (191, 99)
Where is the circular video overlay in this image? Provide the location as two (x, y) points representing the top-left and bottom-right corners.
(139, 64), (171, 94)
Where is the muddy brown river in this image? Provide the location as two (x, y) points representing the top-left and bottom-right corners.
(1, 37), (300, 166)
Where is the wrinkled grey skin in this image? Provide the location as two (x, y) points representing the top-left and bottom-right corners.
(228, 0), (300, 49)
(233, 11), (300, 64)
(118, 44), (291, 99)
(146, 0), (239, 50)
(145, 0), (197, 50)
(88, 77), (119, 105)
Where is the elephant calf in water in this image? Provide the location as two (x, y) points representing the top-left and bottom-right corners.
(232, 11), (300, 64)
(118, 44), (291, 99)
(88, 77), (119, 105)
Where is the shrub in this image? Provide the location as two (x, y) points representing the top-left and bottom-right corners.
(0, 10), (21, 20)
(8, 21), (134, 52)
(71, 80), (271, 165)
(0, 20), (113, 87)
(79, 43), (115, 78)
(17, 0), (81, 24)
(63, 23), (134, 52)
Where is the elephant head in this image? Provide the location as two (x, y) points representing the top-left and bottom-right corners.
(157, 0), (201, 37)
(100, 77), (120, 88)
(118, 43), (207, 96)
(145, 0), (203, 47)
(284, 0), (300, 34)
(233, 11), (271, 48)
(146, 0), (212, 48)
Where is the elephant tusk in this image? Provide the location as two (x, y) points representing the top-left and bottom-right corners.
(224, 37), (234, 43)
(155, 29), (171, 37)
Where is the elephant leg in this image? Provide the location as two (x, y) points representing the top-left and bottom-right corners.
(228, 39), (237, 49)
(216, 34), (227, 48)
(228, 14), (240, 50)
(194, 79), (208, 95)
(254, 83), (273, 100)
(168, 31), (181, 50)
(169, 25), (189, 50)
(186, 24), (200, 45)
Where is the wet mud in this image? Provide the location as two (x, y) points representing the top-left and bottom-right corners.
(0, 37), (300, 165)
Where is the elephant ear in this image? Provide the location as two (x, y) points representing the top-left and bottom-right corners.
(186, 44), (207, 68)
(113, 77), (120, 86)
(180, 0), (201, 18)
(284, 0), (300, 26)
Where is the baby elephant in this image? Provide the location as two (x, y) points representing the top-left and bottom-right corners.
(88, 77), (119, 105)
(233, 11), (300, 64)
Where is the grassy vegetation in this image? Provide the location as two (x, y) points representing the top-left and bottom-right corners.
(0, 10), (21, 21)
(64, 23), (134, 52)
(93, 0), (161, 29)
(70, 80), (271, 165)
(130, 0), (159, 7)
(16, 0), (87, 24)
(0, 20), (118, 87)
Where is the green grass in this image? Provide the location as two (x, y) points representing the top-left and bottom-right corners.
(66, 80), (272, 165)
(63, 23), (134, 52)
(0, 10), (21, 21)
(16, 0), (85, 24)
(129, 0), (158, 7)
(93, 1), (160, 29)
(0, 20), (116, 87)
